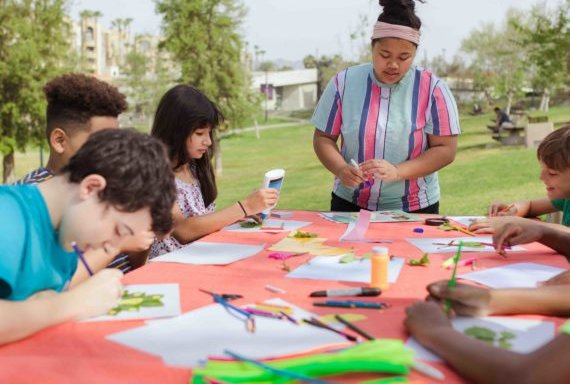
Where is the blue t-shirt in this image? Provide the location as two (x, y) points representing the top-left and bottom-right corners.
(0, 185), (77, 300)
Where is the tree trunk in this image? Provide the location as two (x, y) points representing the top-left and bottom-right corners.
(505, 91), (513, 115)
(539, 89), (550, 112)
(214, 137), (223, 176)
(2, 149), (15, 184)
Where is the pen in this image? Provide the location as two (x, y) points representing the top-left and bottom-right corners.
(309, 287), (381, 298)
(303, 317), (358, 342)
(71, 241), (93, 276)
(334, 314), (375, 341)
(445, 241), (463, 315)
(350, 159), (372, 188)
(313, 300), (387, 309)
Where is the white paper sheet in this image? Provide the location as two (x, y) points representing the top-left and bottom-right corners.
(150, 242), (265, 265)
(223, 219), (311, 233)
(106, 298), (348, 367)
(84, 284), (181, 322)
(286, 255), (404, 284)
(458, 262), (565, 288)
(407, 236), (525, 253)
(407, 316), (555, 362)
(446, 216), (486, 228)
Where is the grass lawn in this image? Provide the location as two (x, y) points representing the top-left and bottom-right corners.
(7, 106), (570, 215)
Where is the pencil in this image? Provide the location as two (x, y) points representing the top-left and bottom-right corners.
(334, 314), (375, 341)
(71, 241), (93, 276)
(444, 240), (463, 315)
(498, 203), (515, 215)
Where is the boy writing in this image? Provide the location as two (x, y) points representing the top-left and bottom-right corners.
(471, 125), (570, 233)
(0, 129), (176, 344)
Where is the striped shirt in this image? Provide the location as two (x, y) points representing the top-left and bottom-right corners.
(312, 63), (460, 212)
(16, 166), (132, 273)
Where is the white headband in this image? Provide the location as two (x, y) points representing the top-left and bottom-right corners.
(371, 21), (421, 45)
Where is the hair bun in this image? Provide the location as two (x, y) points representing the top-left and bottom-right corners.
(379, 0), (420, 12)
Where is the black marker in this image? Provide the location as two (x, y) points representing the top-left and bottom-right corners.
(309, 287), (381, 298)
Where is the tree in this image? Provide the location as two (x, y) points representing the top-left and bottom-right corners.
(512, 0), (569, 111)
(0, 0), (72, 183)
(461, 9), (530, 112)
(155, 0), (261, 174)
(303, 54), (350, 98)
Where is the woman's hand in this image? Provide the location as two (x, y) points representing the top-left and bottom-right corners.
(337, 164), (365, 188)
(360, 159), (400, 182)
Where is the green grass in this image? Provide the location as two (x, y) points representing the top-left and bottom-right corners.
(6, 106), (570, 215)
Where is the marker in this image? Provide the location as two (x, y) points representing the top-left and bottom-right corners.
(309, 287), (381, 298)
(71, 241), (93, 276)
(350, 159), (372, 188)
(445, 241), (463, 315)
(413, 361), (445, 381)
(313, 300), (387, 309)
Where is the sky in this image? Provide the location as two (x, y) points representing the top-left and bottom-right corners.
(69, 0), (550, 63)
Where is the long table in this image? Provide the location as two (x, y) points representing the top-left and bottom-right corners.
(1, 211), (568, 383)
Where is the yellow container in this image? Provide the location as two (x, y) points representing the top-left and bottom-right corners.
(370, 246), (389, 290)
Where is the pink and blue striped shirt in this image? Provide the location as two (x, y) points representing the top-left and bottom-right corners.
(312, 63), (460, 212)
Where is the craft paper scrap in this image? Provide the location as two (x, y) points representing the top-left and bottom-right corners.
(339, 210), (371, 242)
(406, 236), (525, 253)
(224, 219), (310, 233)
(286, 255), (404, 284)
(320, 210), (422, 224)
(84, 284), (181, 322)
(446, 216), (486, 228)
(269, 237), (351, 256)
(458, 263), (565, 289)
(106, 298), (349, 368)
(151, 242), (265, 265)
(407, 316), (555, 362)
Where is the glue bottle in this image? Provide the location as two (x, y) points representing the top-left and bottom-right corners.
(370, 246), (389, 290)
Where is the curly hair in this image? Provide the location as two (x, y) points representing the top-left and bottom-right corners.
(44, 73), (128, 139)
(537, 124), (570, 172)
(377, 0), (425, 30)
(61, 129), (176, 235)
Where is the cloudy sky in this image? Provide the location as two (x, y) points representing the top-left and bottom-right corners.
(69, 0), (550, 62)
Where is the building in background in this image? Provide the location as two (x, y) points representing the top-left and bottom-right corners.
(251, 69), (318, 112)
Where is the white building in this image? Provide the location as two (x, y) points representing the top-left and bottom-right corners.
(251, 69), (318, 112)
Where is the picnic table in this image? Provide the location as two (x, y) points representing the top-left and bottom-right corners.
(0, 210), (567, 383)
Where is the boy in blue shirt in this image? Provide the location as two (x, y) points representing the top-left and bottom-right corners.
(0, 129), (176, 344)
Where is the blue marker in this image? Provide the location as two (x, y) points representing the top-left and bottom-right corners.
(71, 241), (94, 276)
(313, 300), (388, 309)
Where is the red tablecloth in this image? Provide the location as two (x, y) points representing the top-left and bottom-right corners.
(1, 211), (567, 383)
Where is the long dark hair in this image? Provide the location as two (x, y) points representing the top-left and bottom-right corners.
(151, 85), (223, 207)
(377, 0), (424, 29)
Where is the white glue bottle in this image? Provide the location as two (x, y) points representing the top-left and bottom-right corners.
(261, 169), (285, 220)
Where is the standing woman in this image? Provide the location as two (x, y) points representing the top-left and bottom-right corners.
(312, 0), (460, 213)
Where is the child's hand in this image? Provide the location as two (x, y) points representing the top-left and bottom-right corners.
(492, 217), (545, 256)
(488, 201), (517, 217)
(243, 188), (279, 215)
(469, 216), (513, 234)
(539, 270), (570, 286)
(118, 230), (155, 253)
(337, 164), (365, 188)
(64, 269), (124, 320)
(360, 159), (400, 182)
(404, 301), (451, 343)
(427, 281), (493, 316)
